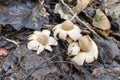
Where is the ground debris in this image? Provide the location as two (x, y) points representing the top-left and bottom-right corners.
(2, 53), (17, 72)
(0, 0), (49, 30)
(101, 0), (120, 29)
(95, 39), (120, 64)
(0, 0), (120, 80)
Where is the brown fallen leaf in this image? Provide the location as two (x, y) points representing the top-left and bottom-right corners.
(0, 48), (8, 56)
(95, 28), (112, 37)
(92, 9), (111, 37)
(67, 0), (73, 3)
(73, 0), (90, 14)
(93, 9), (111, 30)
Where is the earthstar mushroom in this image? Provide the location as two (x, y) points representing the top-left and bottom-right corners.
(67, 42), (80, 57)
(67, 35), (98, 65)
(27, 30), (58, 54)
(53, 20), (82, 43)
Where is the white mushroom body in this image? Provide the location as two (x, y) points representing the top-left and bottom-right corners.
(67, 42), (80, 56)
(68, 35), (98, 65)
(53, 20), (82, 43)
(27, 30), (58, 54)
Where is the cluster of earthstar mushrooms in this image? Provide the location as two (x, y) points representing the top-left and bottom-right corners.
(27, 20), (98, 66)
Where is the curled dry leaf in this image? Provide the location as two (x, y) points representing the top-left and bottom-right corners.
(93, 9), (111, 30)
(73, 0), (90, 14)
(0, 48), (8, 56)
(92, 9), (111, 37)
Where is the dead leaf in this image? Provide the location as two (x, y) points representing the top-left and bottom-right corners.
(92, 9), (111, 37)
(0, 1), (49, 30)
(73, 0), (90, 14)
(54, 3), (72, 20)
(93, 9), (111, 30)
(96, 28), (111, 37)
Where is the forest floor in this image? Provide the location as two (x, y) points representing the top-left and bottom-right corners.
(0, 0), (120, 80)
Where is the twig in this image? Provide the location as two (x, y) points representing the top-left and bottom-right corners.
(60, 0), (103, 40)
(70, 13), (77, 21)
(3, 37), (19, 46)
(110, 32), (120, 38)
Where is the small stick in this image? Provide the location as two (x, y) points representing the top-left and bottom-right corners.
(3, 37), (19, 46)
